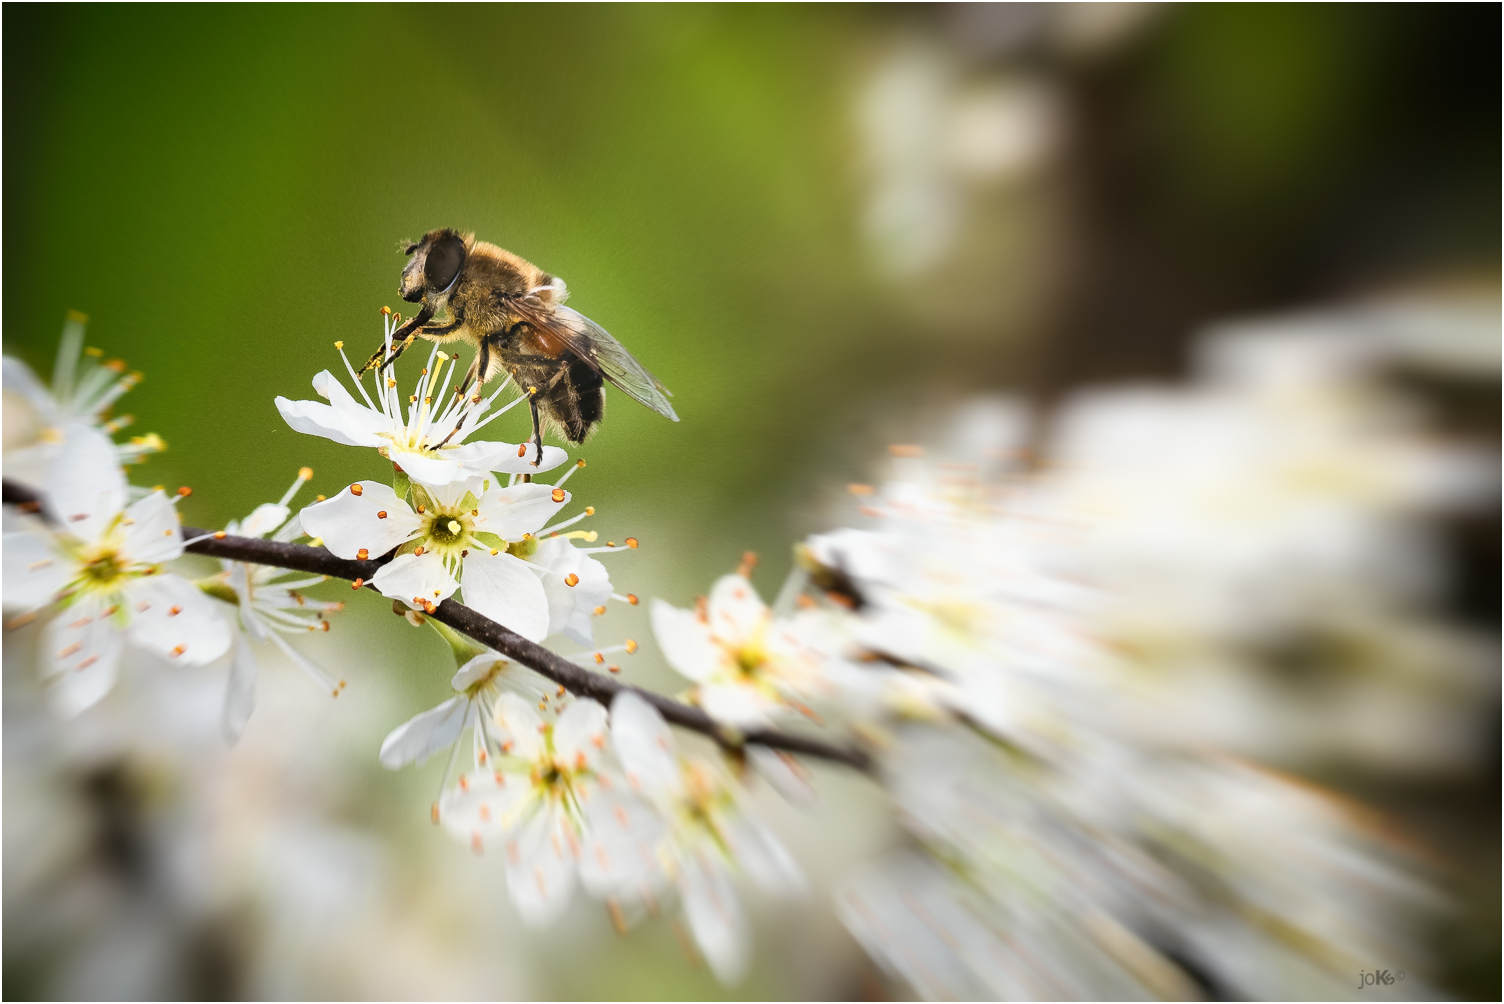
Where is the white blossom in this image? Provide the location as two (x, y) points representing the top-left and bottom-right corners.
(209, 467), (347, 741)
(2, 425), (229, 715)
(435, 692), (621, 926)
(275, 312), (566, 487)
(650, 571), (823, 728)
(299, 475), (568, 641)
(3, 311), (164, 487)
(583, 692), (802, 983)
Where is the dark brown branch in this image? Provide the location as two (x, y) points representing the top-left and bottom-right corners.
(3, 479), (871, 772)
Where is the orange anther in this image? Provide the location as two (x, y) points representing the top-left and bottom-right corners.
(565, 573), (579, 587)
(551, 488), (566, 503)
(376, 511), (388, 519)
(624, 537), (638, 549)
(624, 639), (638, 654)
(213, 531), (226, 539)
(350, 484), (363, 496)
(170, 644), (186, 657)
(357, 548), (369, 560)
(517, 444), (527, 458)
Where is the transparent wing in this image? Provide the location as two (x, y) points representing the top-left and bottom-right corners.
(544, 304), (679, 421)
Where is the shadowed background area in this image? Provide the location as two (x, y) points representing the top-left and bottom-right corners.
(4, 4), (1497, 999)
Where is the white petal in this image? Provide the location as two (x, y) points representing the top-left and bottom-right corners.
(533, 538), (611, 646)
(120, 490), (183, 565)
(699, 684), (775, 730)
(124, 574), (231, 666)
(476, 483), (568, 540)
(239, 502), (290, 539)
(504, 806), (579, 927)
(298, 481), (419, 560)
(610, 692), (680, 799)
(707, 574), (769, 648)
(579, 791), (669, 900)
(746, 745), (818, 806)
(390, 448), (467, 487)
(725, 816), (804, 896)
(275, 395), (384, 448)
(222, 635), (258, 743)
(451, 651), (507, 691)
(492, 691), (546, 761)
(460, 551), (549, 641)
(439, 763), (527, 843)
(41, 594), (124, 716)
(312, 370), (387, 434)
(2, 355), (58, 418)
(371, 552), (459, 610)
(380, 696), (469, 769)
(680, 851), (750, 984)
(425, 477), (487, 509)
(2, 530), (67, 611)
(553, 698), (609, 769)
(43, 423), (125, 544)
(650, 600), (726, 683)
(452, 440), (569, 475)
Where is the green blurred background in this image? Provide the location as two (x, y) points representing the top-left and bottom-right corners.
(4, 4), (1497, 999)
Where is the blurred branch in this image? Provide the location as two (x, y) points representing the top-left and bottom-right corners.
(2, 479), (871, 773)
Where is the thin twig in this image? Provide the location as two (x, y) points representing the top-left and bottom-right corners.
(2, 479), (871, 772)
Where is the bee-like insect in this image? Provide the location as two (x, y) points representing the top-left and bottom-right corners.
(360, 228), (677, 462)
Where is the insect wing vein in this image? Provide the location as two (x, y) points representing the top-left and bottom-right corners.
(549, 305), (678, 421)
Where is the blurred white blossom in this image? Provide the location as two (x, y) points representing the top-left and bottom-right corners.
(3, 425), (229, 715)
(3, 312), (165, 487)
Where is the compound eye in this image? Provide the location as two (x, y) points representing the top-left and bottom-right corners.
(403, 242), (419, 256)
(424, 233), (465, 291)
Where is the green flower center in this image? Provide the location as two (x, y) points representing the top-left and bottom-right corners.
(425, 512), (470, 546)
(82, 551), (126, 585)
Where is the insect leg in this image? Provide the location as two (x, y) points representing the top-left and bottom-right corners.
(359, 305), (435, 376)
(378, 306), (437, 373)
(527, 392), (545, 471)
(434, 343), (495, 449)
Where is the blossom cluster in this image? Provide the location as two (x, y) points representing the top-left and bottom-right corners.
(629, 306), (1488, 996)
(4, 303), (1486, 996)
